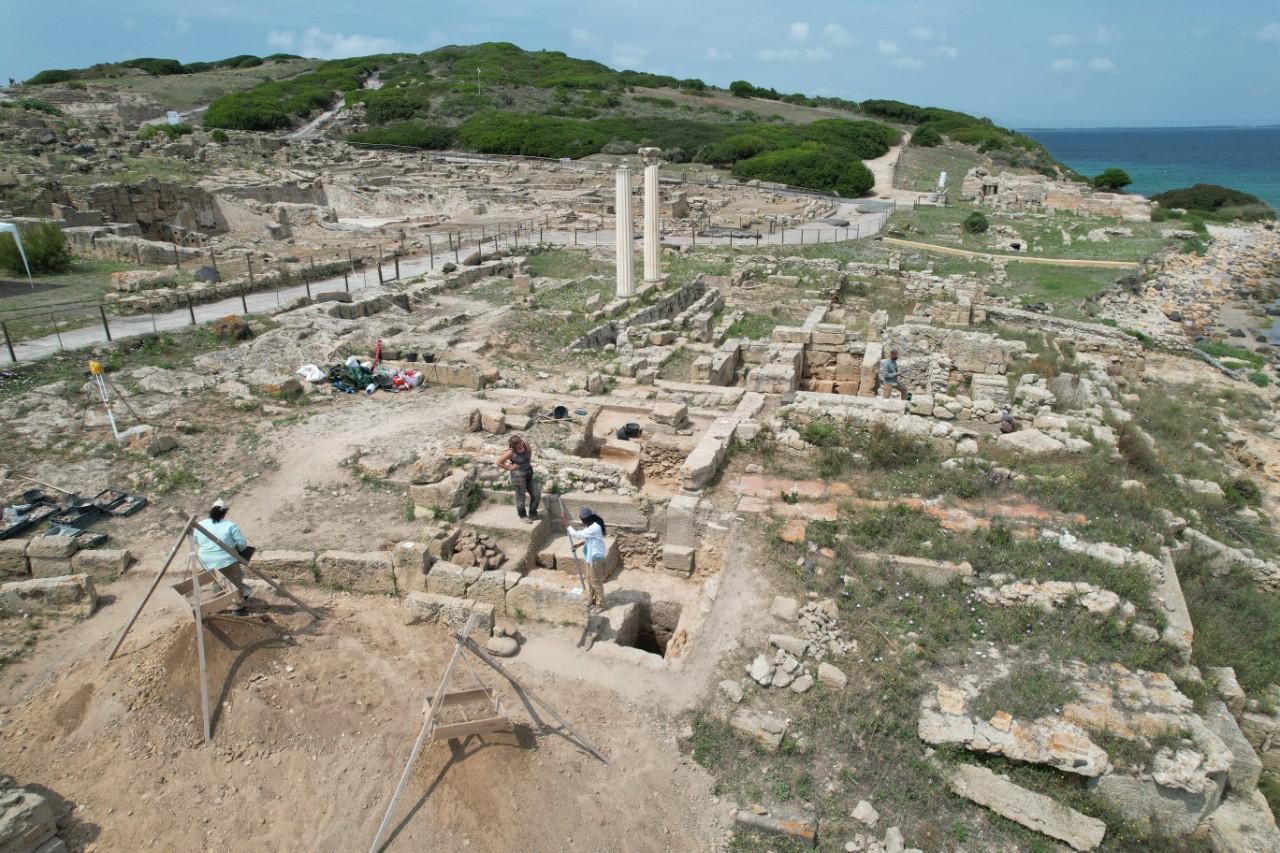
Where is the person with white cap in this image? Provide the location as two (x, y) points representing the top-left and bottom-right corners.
(567, 507), (607, 612)
(194, 497), (255, 616)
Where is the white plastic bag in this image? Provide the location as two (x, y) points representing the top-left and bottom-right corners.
(296, 364), (325, 383)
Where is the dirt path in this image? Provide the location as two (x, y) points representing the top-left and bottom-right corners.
(881, 236), (1142, 268)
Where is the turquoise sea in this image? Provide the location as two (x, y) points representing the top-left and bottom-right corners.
(1019, 126), (1280, 212)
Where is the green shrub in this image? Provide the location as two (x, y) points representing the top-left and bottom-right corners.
(138, 122), (193, 141)
(211, 129), (230, 143)
(962, 212), (989, 234)
(1152, 184), (1274, 220)
(121, 57), (188, 76)
(912, 125), (943, 147)
(732, 147), (874, 196)
(1248, 371), (1271, 388)
(1223, 477), (1263, 507)
(0, 222), (73, 275)
(2, 98), (62, 116)
(1115, 419), (1159, 474)
(26, 69), (80, 85)
(347, 121), (456, 150)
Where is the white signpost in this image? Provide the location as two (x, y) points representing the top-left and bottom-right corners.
(166, 110), (180, 126)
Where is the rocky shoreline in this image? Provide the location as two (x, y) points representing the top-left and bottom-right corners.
(1097, 222), (1280, 359)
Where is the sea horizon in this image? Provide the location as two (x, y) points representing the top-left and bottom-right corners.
(1017, 123), (1280, 132)
(1019, 126), (1280, 211)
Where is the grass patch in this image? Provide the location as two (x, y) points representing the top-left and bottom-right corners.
(1179, 549), (1280, 698)
(725, 312), (781, 340)
(971, 661), (1078, 721)
(1197, 340), (1265, 370)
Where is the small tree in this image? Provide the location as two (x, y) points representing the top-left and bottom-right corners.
(962, 212), (989, 234)
(1092, 168), (1132, 192)
(729, 80), (755, 98)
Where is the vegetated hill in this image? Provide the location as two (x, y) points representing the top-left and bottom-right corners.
(1152, 184), (1276, 222)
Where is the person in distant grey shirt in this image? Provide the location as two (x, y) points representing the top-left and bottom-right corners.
(882, 349), (907, 400)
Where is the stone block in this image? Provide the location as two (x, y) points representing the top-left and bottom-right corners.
(597, 601), (641, 647)
(391, 541), (432, 594)
(252, 550), (316, 584)
(859, 342), (883, 397)
(506, 577), (588, 627)
(1089, 770), (1224, 836)
(730, 708), (787, 751)
(0, 573), (97, 619)
(70, 548), (130, 578)
(818, 662), (847, 690)
(539, 535), (620, 580)
(26, 535), (78, 559)
(479, 409), (506, 434)
(680, 434), (730, 492)
(1204, 700), (1263, 796)
(28, 558), (74, 579)
(770, 596), (799, 622)
(0, 539), (29, 578)
(410, 468), (474, 517)
(468, 570), (508, 612)
(1207, 667), (1247, 718)
(408, 456), (451, 485)
(856, 552), (973, 585)
(771, 327), (810, 345)
(662, 544), (695, 577)
(653, 402), (688, 426)
(0, 789), (56, 853)
(402, 592), (493, 638)
(316, 551), (395, 595)
(951, 764), (1106, 851)
(561, 492), (649, 532)
(426, 560), (483, 598)
(664, 493), (700, 548)
(1206, 789), (1280, 853)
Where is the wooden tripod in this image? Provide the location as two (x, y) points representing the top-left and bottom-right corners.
(105, 514), (322, 744)
(369, 613), (611, 852)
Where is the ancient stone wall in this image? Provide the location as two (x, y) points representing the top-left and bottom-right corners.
(70, 177), (226, 237)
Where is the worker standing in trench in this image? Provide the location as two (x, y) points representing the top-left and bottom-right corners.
(496, 434), (542, 524)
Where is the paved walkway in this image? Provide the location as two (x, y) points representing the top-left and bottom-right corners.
(881, 237), (1142, 269)
(9, 201), (894, 364)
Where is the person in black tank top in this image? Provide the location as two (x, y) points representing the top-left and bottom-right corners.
(497, 434), (542, 523)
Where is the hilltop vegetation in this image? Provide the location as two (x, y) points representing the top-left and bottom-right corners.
(25, 53), (303, 86)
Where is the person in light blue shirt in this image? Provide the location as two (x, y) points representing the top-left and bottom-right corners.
(195, 498), (253, 616)
(882, 349), (908, 400)
(568, 507), (607, 612)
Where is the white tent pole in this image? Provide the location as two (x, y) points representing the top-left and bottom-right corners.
(0, 223), (36, 289)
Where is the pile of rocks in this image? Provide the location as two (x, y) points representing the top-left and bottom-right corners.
(0, 780), (68, 852)
(448, 529), (504, 570)
(796, 598), (857, 661)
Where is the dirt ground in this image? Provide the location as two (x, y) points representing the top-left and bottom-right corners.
(0, 370), (769, 852)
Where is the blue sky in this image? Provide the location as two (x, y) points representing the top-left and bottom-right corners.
(7, 1), (1278, 128)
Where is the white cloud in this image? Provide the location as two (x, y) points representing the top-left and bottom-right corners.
(570, 28), (593, 47)
(909, 26), (936, 41)
(175, 18), (192, 34)
(611, 43), (647, 68)
(877, 40), (900, 56)
(1051, 58), (1079, 73)
(1257, 22), (1280, 43)
(706, 47), (732, 61)
(790, 22), (810, 43)
(756, 46), (832, 62)
(822, 23), (856, 46)
(1095, 25), (1119, 44)
(273, 28), (402, 59)
(891, 57), (923, 69)
(1049, 33), (1078, 48)
(936, 46), (958, 59)
(1089, 57), (1115, 72)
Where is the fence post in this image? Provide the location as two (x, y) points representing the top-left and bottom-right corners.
(246, 254), (255, 292)
(187, 294), (196, 325)
(428, 235), (434, 269)
(377, 246), (384, 284)
(239, 282), (248, 314)
(573, 228), (578, 246)
(173, 244), (181, 272)
(50, 313), (64, 352)
(210, 248), (218, 273)
(1, 321), (15, 363)
(454, 239), (460, 264)
(394, 254), (400, 280)
(99, 306), (112, 342)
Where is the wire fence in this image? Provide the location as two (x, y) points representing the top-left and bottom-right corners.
(1, 145), (900, 364)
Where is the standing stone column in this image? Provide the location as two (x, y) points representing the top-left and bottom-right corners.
(615, 166), (635, 299)
(640, 147), (663, 284)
